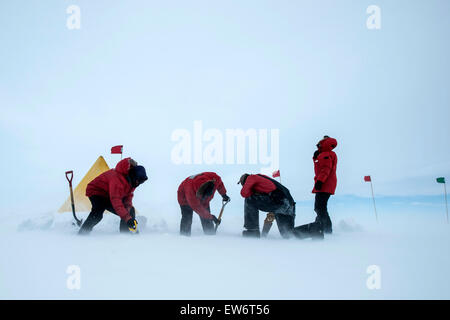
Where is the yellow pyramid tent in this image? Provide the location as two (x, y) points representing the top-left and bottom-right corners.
(58, 156), (110, 213)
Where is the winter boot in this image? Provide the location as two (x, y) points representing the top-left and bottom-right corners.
(323, 216), (333, 234)
(242, 229), (261, 238)
(293, 222), (324, 240)
(315, 215), (332, 234)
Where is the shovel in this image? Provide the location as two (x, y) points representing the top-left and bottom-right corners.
(214, 199), (230, 232)
(65, 171), (83, 227)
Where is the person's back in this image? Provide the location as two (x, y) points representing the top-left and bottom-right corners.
(240, 174), (277, 198)
(179, 172), (226, 206)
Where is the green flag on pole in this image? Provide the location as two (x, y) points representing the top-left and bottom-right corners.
(436, 177), (448, 223)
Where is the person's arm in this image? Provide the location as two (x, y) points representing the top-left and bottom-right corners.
(185, 187), (213, 219)
(109, 181), (132, 221)
(313, 150), (320, 160)
(316, 153), (333, 183)
(211, 173), (227, 196)
(123, 192), (134, 211)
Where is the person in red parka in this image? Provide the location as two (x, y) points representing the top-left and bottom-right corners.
(310, 136), (338, 233)
(293, 136), (337, 239)
(78, 157), (148, 235)
(312, 136), (338, 194)
(177, 172), (230, 236)
(239, 173), (296, 238)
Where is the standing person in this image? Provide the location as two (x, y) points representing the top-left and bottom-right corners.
(239, 173), (296, 238)
(79, 157), (148, 235)
(295, 136), (338, 238)
(177, 172), (230, 236)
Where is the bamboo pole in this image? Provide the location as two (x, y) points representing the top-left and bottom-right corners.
(370, 180), (378, 223)
(444, 182), (448, 224)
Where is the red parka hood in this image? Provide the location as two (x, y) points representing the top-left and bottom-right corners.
(318, 137), (337, 152)
(115, 157), (132, 176)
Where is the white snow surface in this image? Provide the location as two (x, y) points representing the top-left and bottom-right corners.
(1, 210), (449, 299)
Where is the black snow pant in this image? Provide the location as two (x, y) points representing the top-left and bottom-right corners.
(314, 193), (332, 233)
(179, 205), (215, 236)
(78, 196), (135, 234)
(244, 194), (296, 238)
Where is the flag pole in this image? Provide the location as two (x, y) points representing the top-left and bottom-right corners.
(444, 182), (448, 224)
(370, 180), (378, 223)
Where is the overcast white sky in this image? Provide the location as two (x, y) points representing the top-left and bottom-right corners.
(0, 0), (449, 214)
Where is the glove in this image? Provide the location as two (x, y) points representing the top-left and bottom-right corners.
(127, 218), (138, 233)
(313, 150), (320, 159)
(212, 215), (220, 225)
(222, 194), (230, 202)
(314, 180), (323, 191)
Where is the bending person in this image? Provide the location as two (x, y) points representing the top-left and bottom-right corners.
(79, 157), (148, 235)
(177, 172), (230, 236)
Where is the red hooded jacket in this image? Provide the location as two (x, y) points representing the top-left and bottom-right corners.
(240, 174), (277, 198)
(312, 137), (338, 195)
(86, 157), (135, 221)
(177, 172), (227, 219)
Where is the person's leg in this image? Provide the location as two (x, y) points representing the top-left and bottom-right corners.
(244, 194), (281, 238)
(324, 215), (332, 234)
(272, 198), (296, 238)
(244, 197), (260, 233)
(200, 218), (215, 235)
(293, 221), (324, 240)
(180, 205), (193, 236)
(78, 196), (107, 235)
(314, 193), (332, 233)
(275, 214), (295, 239)
(324, 194), (332, 233)
(199, 205), (215, 235)
(97, 198), (130, 234)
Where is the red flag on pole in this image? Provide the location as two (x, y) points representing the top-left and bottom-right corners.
(111, 145), (123, 154)
(272, 170), (280, 178)
(364, 175), (378, 222)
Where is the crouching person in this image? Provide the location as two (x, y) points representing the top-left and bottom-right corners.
(177, 172), (230, 236)
(239, 173), (296, 238)
(79, 157), (148, 235)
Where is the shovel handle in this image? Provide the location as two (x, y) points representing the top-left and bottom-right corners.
(65, 171), (73, 185)
(216, 199), (230, 227)
(65, 170), (82, 227)
(218, 199), (230, 219)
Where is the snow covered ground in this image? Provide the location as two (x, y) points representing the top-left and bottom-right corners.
(1, 208), (449, 300)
